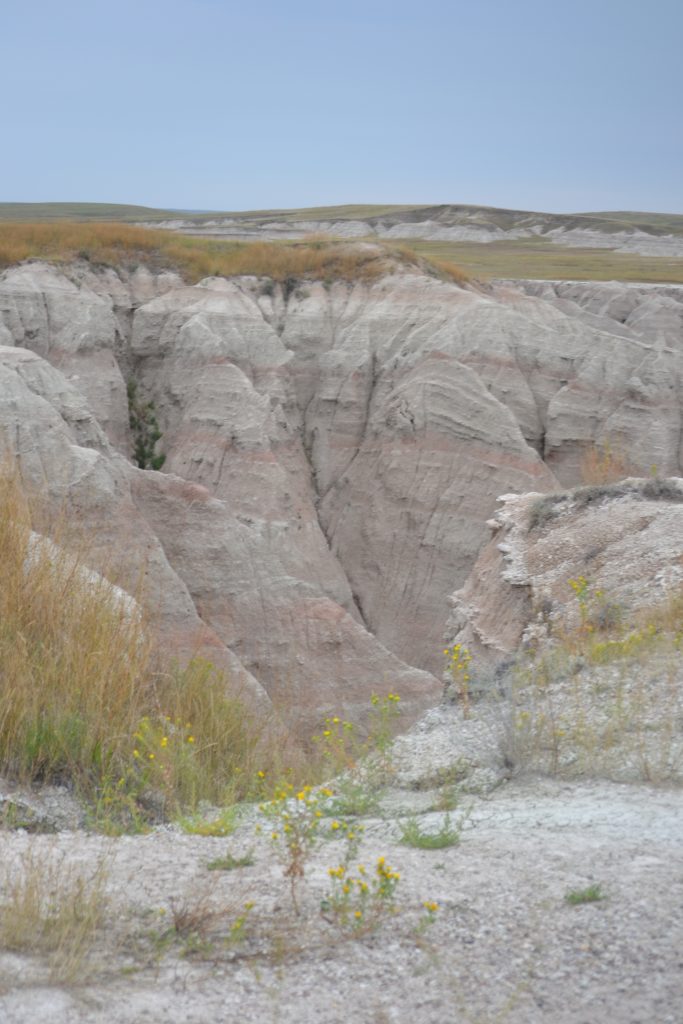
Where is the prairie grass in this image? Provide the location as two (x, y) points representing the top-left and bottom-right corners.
(504, 579), (683, 784)
(0, 221), (469, 286)
(408, 237), (683, 284)
(0, 847), (109, 982)
(0, 469), (280, 823)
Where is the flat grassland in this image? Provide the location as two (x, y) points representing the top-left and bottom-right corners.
(406, 237), (683, 284)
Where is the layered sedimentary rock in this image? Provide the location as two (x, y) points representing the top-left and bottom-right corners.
(0, 258), (681, 726)
(446, 479), (683, 667)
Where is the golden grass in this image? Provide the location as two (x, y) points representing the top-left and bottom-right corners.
(505, 579), (683, 784)
(0, 848), (109, 982)
(0, 468), (287, 821)
(0, 221), (469, 287)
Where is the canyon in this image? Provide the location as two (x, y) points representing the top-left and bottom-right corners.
(1, 254), (682, 729)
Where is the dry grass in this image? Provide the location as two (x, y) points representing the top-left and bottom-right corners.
(504, 581), (683, 784)
(580, 440), (633, 485)
(0, 468), (287, 822)
(0, 471), (153, 790)
(0, 847), (109, 983)
(0, 222), (469, 287)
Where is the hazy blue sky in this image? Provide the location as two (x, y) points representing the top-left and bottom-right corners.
(2, 0), (681, 213)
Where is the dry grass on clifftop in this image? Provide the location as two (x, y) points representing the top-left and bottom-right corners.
(0, 222), (470, 286)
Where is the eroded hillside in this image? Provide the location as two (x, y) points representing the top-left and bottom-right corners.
(1, 256), (682, 728)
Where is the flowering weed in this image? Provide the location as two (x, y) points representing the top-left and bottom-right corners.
(322, 855), (401, 935)
(444, 644), (473, 718)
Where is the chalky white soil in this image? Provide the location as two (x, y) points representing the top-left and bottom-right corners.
(1, 774), (682, 1024)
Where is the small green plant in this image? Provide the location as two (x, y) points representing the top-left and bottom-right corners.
(207, 850), (255, 871)
(159, 892), (254, 958)
(127, 379), (166, 471)
(444, 643), (473, 717)
(429, 783), (461, 812)
(399, 812), (464, 850)
(568, 576), (623, 639)
(368, 692), (402, 757)
(322, 855), (401, 935)
(320, 773), (382, 817)
(258, 782), (339, 912)
(564, 883), (606, 905)
(313, 715), (357, 773)
(313, 695), (403, 816)
(177, 806), (238, 837)
(313, 693), (401, 774)
(415, 900), (440, 936)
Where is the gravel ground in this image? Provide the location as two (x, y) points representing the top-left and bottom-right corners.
(1, 773), (682, 1024)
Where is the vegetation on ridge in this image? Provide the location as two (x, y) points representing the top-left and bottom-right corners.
(0, 221), (469, 286)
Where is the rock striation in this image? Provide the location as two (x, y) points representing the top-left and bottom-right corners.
(0, 258), (682, 730)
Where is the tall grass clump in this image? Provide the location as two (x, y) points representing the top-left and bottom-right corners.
(0, 848), (109, 982)
(0, 471), (152, 790)
(0, 221), (469, 287)
(0, 469), (274, 823)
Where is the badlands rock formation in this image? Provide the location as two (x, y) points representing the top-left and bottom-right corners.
(447, 479), (683, 668)
(0, 257), (682, 729)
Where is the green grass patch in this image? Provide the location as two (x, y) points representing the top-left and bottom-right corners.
(207, 851), (255, 871)
(399, 813), (464, 849)
(565, 884), (606, 905)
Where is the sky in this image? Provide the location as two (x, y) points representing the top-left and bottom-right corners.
(2, 0), (682, 214)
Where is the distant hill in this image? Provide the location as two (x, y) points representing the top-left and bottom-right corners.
(3, 202), (683, 282)
(2, 201), (683, 236)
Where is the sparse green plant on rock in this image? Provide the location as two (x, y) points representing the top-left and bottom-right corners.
(399, 811), (466, 850)
(444, 643), (473, 717)
(207, 849), (255, 871)
(565, 883), (605, 905)
(127, 379), (166, 470)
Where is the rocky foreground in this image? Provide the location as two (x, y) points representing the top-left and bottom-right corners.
(0, 743), (681, 1024)
(1, 258), (682, 729)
